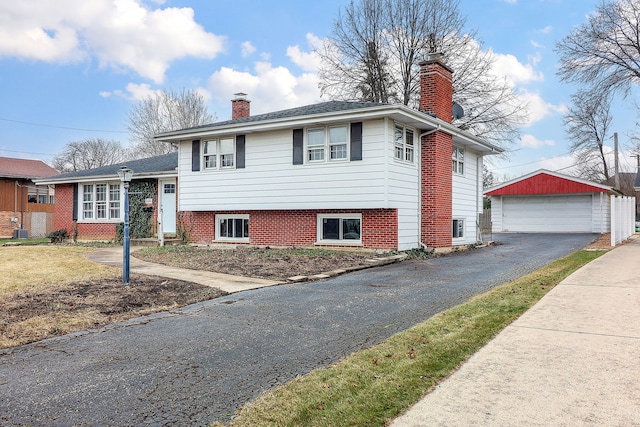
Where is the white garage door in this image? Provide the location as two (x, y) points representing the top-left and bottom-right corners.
(502, 195), (593, 232)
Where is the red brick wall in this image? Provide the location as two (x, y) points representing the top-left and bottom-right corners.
(419, 55), (453, 123)
(180, 209), (398, 250)
(53, 184), (75, 235)
(231, 98), (251, 120)
(0, 211), (18, 238)
(421, 131), (453, 248)
(54, 184), (118, 241)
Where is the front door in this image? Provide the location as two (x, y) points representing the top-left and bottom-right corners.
(160, 179), (176, 235)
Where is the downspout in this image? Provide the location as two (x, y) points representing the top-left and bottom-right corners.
(476, 155), (482, 244)
(418, 126), (442, 250)
(14, 181), (18, 219)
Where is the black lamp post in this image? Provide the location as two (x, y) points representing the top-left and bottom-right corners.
(117, 166), (133, 286)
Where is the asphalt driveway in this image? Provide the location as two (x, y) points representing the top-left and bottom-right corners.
(0, 233), (597, 426)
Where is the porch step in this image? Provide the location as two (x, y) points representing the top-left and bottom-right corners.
(131, 237), (184, 247)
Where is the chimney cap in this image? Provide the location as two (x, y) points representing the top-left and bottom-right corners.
(419, 52), (453, 73)
(232, 92), (248, 101)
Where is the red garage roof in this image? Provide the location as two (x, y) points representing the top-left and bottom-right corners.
(484, 169), (613, 196)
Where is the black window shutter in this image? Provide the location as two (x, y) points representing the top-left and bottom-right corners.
(72, 183), (78, 221)
(350, 122), (363, 161)
(293, 128), (304, 165)
(236, 135), (246, 169)
(192, 140), (201, 171)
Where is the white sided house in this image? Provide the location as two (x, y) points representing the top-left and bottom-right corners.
(156, 55), (502, 251)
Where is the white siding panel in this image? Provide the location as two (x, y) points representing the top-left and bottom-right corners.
(386, 120), (420, 250)
(452, 150), (482, 244)
(501, 195), (593, 232)
(178, 122), (390, 211)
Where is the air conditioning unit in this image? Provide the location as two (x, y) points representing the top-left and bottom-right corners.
(13, 229), (29, 239)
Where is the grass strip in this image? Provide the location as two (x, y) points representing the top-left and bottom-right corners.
(218, 249), (605, 427)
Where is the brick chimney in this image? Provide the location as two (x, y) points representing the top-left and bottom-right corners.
(231, 92), (250, 120)
(420, 53), (454, 249)
(419, 53), (453, 123)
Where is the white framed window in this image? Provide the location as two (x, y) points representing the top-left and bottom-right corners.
(316, 213), (362, 245)
(329, 126), (348, 160)
(453, 145), (464, 174)
(394, 124), (415, 163)
(215, 214), (249, 242)
(204, 140), (217, 169)
(307, 125), (349, 163)
(82, 183), (120, 221)
(203, 137), (235, 170)
(453, 218), (464, 239)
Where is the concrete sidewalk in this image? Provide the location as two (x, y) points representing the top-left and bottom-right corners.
(86, 246), (281, 294)
(391, 236), (640, 427)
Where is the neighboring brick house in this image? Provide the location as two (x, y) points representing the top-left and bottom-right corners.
(36, 153), (178, 241)
(0, 157), (58, 238)
(154, 54), (502, 251)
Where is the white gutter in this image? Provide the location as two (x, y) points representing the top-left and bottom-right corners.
(35, 170), (178, 186)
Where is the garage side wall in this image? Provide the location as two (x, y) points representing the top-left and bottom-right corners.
(490, 196), (503, 233)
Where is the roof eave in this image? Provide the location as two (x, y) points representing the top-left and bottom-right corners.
(484, 168), (615, 196)
(155, 104), (502, 155)
(35, 170), (177, 185)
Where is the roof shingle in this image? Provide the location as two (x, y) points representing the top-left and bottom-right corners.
(0, 157), (59, 179)
(50, 152), (178, 180)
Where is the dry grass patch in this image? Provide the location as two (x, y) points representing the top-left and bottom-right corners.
(0, 246), (225, 349)
(0, 246), (116, 295)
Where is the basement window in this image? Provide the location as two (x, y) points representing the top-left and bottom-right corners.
(317, 213), (362, 245)
(453, 218), (464, 239)
(216, 214), (249, 242)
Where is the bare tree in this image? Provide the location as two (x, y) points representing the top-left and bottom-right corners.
(564, 90), (614, 181)
(52, 138), (128, 173)
(317, 0), (527, 148)
(556, 0), (640, 98)
(128, 89), (215, 157)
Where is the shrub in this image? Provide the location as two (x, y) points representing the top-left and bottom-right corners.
(47, 229), (69, 244)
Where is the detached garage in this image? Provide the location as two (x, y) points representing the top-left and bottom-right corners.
(485, 169), (613, 233)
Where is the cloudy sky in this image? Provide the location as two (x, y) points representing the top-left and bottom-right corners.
(0, 0), (638, 178)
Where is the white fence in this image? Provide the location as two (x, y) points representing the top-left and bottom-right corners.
(610, 195), (636, 246)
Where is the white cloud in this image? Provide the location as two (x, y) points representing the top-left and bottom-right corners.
(208, 62), (321, 119)
(491, 52), (544, 85)
(99, 82), (159, 100)
(286, 33), (323, 72)
(241, 41), (256, 58)
(530, 40), (544, 49)
(519, 90), (567, 126)
(207, 34), (324, 119)
(520, 134), (555, 148)
(0, 0), (225, 83)
(538, 25), (553, 34)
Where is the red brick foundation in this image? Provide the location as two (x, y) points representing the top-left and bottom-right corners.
(180, 209), (398, 250)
